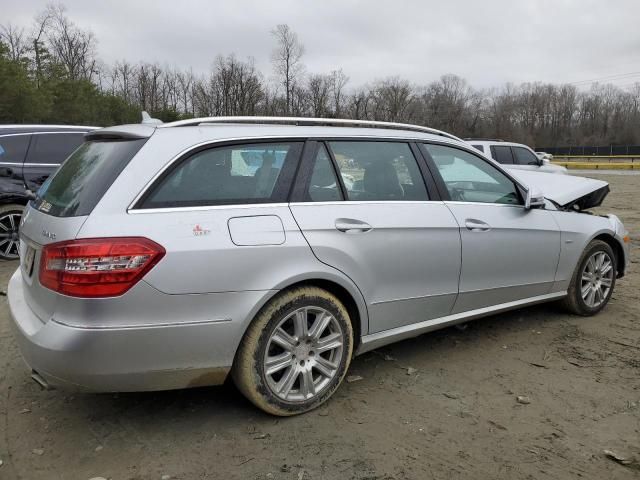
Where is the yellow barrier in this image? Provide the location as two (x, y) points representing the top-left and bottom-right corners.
(553, 155), (640, 159)
(552, 162), (638, 170)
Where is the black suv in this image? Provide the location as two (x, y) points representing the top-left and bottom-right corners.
(0, 125), (96, 259)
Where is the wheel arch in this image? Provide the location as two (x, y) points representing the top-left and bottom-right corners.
(236, 272), (369, 359)
(592, 232), (626, 278)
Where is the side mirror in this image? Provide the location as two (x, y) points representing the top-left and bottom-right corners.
(525, 186), (545, 210)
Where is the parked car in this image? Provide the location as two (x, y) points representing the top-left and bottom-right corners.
(0, 125), (97, 259)
(8, 117), (629, 416)
(536, 151), (554, 161)
(466, 139), (567, 174)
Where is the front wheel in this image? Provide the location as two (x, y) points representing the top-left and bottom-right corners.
(562, 240), (616, 316)
(232, 286), (354, 416)
(0, 204), (24, 260)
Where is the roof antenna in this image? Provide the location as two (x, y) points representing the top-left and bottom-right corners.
(141, 111), (163, 125)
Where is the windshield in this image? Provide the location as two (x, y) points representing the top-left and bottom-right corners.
(33, 139), (146, 217)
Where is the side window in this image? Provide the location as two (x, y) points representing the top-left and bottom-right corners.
(27, 133), (85, 164)
(490, 145), (514, 164)
(0, 135), (31, 164)
(327, 141), (428, 201)
(140, 142), (302, 208)
(423, 144), (522, 205)
(471, 144), (484, 153)
(513, 147), (539, 166)
(306, 144), (343, 202)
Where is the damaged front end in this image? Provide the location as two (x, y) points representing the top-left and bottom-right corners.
(511, 170), (610, 212)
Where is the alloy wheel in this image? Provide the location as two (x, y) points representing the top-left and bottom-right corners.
(0, 212), (21, 259)
(263, 306), (344, 402)
(580, 251), (614, 308)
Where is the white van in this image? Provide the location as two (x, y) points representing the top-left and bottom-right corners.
(466, 139), (567, 174)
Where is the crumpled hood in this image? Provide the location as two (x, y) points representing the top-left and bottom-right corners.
(510, 170), (610, 210)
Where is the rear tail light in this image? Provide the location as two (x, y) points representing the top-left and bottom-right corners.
(39, 237), (165, 298)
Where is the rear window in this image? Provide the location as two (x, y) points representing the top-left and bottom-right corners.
(0, 135), (30, 164)
(490, 145), (514, 164)
(33, 139), (146, 217)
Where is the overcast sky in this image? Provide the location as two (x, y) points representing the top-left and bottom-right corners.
(5, 0), (640, 90)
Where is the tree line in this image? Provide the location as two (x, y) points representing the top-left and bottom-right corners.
(2, 4), (640, 147)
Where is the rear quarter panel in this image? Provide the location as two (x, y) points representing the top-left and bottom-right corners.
(77, 130), (370, 336)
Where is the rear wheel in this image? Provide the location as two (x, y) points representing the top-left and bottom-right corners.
(0, 204), (24, 260)
(232, 286), (354, 416)
(562, 240), (616, 316)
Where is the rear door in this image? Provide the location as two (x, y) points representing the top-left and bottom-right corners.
(289, 140), (461, 334)
(23, 132), (85, 192)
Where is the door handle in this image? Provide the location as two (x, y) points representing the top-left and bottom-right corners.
(465, 218), (491, 232)
(335, 218), (372, 233)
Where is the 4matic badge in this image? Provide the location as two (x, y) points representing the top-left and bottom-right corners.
(192, 224), (211, 236)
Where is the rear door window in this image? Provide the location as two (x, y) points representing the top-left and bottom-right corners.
(490, 145), (514, 164)
(139, 142), (302, 209)
(306, 144), (343, 202)
(33, 139), (147, 217)
(0, 135), (31, 164)
(471, 144), (484, 153)
(512, 147), (539, 166)
(327, 141), (429, 201)
(26, 133), (85, 164)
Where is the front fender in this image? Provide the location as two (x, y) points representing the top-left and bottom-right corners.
(550, 211), (623, 291)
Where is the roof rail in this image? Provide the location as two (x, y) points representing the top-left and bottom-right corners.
(463, 138), (505, 142)
(159, 116), (461, 141)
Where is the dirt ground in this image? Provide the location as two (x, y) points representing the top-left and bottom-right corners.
(0, 173), (638, 480)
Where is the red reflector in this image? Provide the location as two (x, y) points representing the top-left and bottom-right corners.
(39, 237), (165, 298)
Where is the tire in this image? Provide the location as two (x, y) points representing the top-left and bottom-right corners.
(561, 240), (616, 316)
(0, 204), (24, 260)
(232, 286), (354, 416)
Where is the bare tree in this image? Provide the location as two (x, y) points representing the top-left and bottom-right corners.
(0, 23), (29, 61)
(330, 69), (349, 117)
(307, 73), (331, 117)
(176, 69), (195, 115)
(192, 55), (263, 116)
(45, 4), (98, 81)
(271, 24), (305, 115)
(30, 5), (56, 87)
(369, 77), (415, 122)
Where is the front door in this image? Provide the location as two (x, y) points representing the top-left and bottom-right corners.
(421, 143), (561, 313)
(290, 140), (461, 334)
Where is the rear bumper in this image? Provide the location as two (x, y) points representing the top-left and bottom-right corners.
(7, 269), (272, 392)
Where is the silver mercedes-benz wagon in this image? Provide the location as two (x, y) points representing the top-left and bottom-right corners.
(8, 117), (630, 415)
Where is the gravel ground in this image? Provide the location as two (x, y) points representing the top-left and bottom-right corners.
(0, 173), (638, 480)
